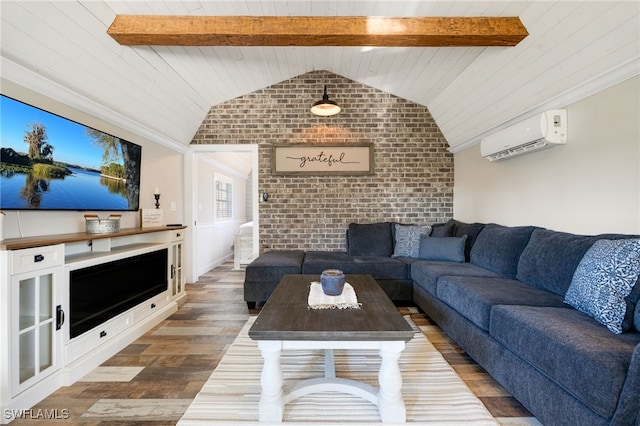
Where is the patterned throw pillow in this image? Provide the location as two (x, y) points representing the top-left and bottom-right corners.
(392, 224), (431, 258)
(564, 239), (640, 334)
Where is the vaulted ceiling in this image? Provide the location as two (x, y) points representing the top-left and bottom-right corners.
(1, 1), (638, 153)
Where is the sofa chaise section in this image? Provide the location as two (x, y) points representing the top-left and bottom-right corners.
(244, 250), (305, 309)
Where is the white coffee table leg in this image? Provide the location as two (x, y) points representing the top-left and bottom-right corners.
(378, 340), (406, 423)
(258, 340), (284, 422)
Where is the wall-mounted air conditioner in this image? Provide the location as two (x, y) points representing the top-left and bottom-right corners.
(481, 110), (567, 161)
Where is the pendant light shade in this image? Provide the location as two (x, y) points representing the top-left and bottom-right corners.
(310, 85), (341, 116)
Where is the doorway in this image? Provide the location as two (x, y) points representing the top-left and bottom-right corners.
(185, 144), (259, 282)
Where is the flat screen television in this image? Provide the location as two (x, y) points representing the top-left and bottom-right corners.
(0, 94), (141, 211)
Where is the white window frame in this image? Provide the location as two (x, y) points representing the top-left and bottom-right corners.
(214, 174), (233, 222)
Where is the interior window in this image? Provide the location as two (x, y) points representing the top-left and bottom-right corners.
(215, 176), (232, 222)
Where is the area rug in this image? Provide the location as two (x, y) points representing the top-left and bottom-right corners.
(178, 316), (498, 425)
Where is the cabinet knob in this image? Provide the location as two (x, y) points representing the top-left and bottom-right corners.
(34, 254), (45, 262)
(99, 330), (107, 338)
(151, 303), (156, 309)
(176, 233), (181, 237)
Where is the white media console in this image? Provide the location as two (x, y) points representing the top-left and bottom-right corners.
(0, 226), (186, 423)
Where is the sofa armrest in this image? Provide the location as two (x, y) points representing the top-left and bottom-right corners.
(611, 341), (640, 426)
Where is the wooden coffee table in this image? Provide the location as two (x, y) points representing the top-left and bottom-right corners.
(248, 274), (414, 423)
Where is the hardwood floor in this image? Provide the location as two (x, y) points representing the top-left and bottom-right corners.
(10, 262), (538, 425)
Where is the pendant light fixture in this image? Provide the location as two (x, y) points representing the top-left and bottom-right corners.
(310, 85), (341, 116)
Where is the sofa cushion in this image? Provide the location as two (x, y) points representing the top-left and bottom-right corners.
(517, 229), (605, 296)
(347, 222), (394, 257)
(410, 260), (500, 296)
(430, 220), (455, 237)
(517, 229), (640, 296)
(392, 224), (431, 258)
(245, 250), (305, 282)
(351, 257), (410, 280)
(565, 239), (640, 334)
(452, 221), (486, 262)
(302, 251), (408, 280)
(490, 305), (640, 419)
(301, 251), (353, 274)
(418, 235), (467, 263)
(470, 224), (536, 279)
(436, 276), (566, 331)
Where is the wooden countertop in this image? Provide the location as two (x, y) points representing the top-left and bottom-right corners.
(0, 225), (187, 251)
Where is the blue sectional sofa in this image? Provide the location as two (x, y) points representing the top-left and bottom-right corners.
(244, 220), (640, 426)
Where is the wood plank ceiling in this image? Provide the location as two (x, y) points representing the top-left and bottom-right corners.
(1, 1), (638, 152)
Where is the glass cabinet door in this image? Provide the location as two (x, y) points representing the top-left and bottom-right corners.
(12, 268), (60, 394)
(171, 242), (183, 297)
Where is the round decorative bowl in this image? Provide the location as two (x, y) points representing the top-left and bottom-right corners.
(320, 269), (345, 296)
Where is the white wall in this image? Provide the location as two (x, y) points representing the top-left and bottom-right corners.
(1, 82), (185, 239)
(454, 75), (640, 235)
(194, 153), (248, 276)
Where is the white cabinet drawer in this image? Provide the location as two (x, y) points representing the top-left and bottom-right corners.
(170, 230), (184, 242)
(65, 312), (131, 364)
(11, 244), (64, 275)
(131, 291), (170, 323)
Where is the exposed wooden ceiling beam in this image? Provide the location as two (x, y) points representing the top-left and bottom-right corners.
(107, 16), (528, 47)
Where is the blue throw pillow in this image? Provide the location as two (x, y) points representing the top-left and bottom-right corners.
(392, 224), (431, 258)
(564, 239), (640, 334)
(418, 235), (467, 263)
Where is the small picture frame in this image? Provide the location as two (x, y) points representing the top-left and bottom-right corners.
(140, 209), (163, 228)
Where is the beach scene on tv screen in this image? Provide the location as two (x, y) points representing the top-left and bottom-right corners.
(0, 96), (141, 211)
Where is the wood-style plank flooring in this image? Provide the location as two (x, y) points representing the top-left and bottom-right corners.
(10, 262), (540, 425)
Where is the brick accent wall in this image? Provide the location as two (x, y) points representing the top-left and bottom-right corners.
(191, 71), (453, 252)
